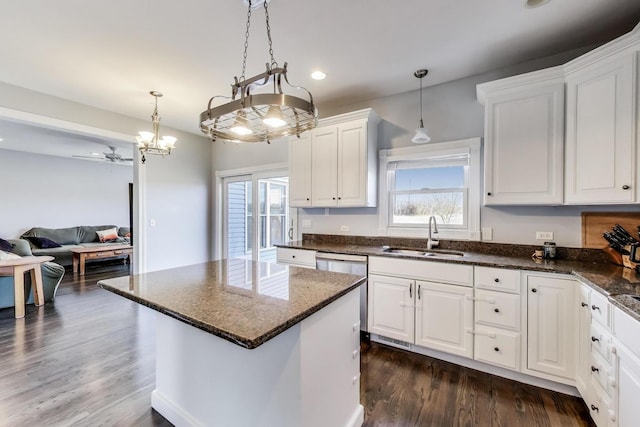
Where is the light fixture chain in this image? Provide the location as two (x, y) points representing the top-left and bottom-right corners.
(263, 0), (277, 67)
(240, 0), (253, 82)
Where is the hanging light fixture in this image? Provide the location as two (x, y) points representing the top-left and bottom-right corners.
(412, 69), (431, 144)
(199, 0), (318, 143)
(136, 91), (177, 163)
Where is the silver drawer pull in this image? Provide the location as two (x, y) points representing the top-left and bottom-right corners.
(352, 321), (360, 332)
(352, 349), (360, 359)
(352, 374), (360, 385)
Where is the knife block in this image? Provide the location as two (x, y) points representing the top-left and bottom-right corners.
(603, 247), (624, 266)
(622, 254), (639, 270)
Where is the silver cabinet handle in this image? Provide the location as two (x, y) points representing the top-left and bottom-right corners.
(418, 284), (421, 300)
(409, 283), (413, 298)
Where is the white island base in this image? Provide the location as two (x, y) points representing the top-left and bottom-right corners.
(151, 288), (363, 427)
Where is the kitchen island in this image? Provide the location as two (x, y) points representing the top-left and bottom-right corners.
(99, 259), (366, 427)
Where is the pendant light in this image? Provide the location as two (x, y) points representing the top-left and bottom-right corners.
(136, 91), (177, 164)
(412, 69), (431, 144)
(199, 0), (318, 143)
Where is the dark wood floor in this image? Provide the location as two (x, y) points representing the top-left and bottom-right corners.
(0, 262), (594, 426)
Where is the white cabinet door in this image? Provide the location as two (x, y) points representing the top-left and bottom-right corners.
(311, 126), (339, 207)
(337, 120), (367, 207)
(483, 83), (564, 205)
(289, 133), (313, 207)
(576, 283), (592, 399)
(616, 341), (640, 427)
(526, 275), (576, 380)
(415, 281), (473, 358)
(368, 274), (414, 343)
(565, 54), (636, 204)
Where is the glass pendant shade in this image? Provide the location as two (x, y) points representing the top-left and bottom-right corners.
(412, 118), (431, 143)
(262, 105), (287, 128)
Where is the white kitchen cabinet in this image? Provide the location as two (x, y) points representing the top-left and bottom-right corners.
(525, 274), (576, 381)
(368, 257), (473, 358)
(477, 71), (565, 205)
(368, 274), (414, 343)
(613, 305), (640, 427)
(288, 132), (313, 207)
(415, 280), (473, 358)
(565, 53), (637, 204)
(576, 283), (592, 398)
(276, 247), (316, 269)
(310, 126), (339, 206)
(289, 109), (379, 208)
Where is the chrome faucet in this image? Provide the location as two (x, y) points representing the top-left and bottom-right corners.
(428, 216), (439, 249)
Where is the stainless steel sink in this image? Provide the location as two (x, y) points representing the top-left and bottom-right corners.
(382, 247), (464, 258)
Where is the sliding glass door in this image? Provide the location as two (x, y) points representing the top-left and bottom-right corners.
(222, 170), (291, 262)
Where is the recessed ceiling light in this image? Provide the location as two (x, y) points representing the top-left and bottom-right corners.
(525, 0), (550, 8)
(0, 138), (4, 142)
(90, 152), (101, 156)
(311, 71), (326, 80)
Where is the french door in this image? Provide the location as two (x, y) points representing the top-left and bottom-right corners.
(222, 170), (294, 262)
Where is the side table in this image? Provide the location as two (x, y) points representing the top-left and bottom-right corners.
(0, 256), (54, 318)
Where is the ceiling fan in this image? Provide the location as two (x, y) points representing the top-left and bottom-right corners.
(73, 146), (133, 163)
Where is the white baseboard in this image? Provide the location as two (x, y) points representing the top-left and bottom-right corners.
(151, 389), (204, 427)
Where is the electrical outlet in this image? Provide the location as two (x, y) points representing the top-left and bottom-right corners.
(536, 231), (553, 240)
(340, 225), (350, 232)
(481, 227), (493, 241)
(302, 220), (312, 228)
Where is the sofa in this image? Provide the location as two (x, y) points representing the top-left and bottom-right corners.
(0, 239), (65, 309)
(21, 225), (131, 266)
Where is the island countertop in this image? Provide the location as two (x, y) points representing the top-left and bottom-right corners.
(98, 259), (365, 349)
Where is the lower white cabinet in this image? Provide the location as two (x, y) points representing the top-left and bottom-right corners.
(415, 281), (473, 358)
(368, 274), (413, 343)
(525, 274), (576, 381)
(614, 306), (640, 427)
(473, 326), (521, 371)
(577, 283), (592, 398)
(276, 248), (316, 269)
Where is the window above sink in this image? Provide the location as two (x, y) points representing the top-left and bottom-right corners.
(378, 137), (481, 241)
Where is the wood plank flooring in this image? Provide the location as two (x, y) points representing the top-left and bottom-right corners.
(0, 262), (595, 426)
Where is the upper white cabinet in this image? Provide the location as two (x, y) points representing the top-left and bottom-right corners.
(565, 53), (637, 204)
(289, 109), (379, 208)
(289, 132), (313, 207)
(477, 24), (640, 206)
(477, 70), (565, 205)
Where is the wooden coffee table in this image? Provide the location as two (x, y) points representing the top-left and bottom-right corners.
(0, 256), (54, 318)
(71, 245), (133, 276)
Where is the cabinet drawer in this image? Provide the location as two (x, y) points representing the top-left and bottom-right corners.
(614, 305), (640, 360)
(276, 248), (316, 268)
(369, 256), (472, 287)
(88, 251), (114, 258)
(589, 350), (615, 398)
(474, 289), (520, 331)
(473, 327), (520, 371)
(590, 291), (610, 329)
(474, 267), (520, 294)
(590, 321), (614, 364)
(586, 380), (615, 427)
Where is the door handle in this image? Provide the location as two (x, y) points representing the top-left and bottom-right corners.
(409, 283), (413, 299)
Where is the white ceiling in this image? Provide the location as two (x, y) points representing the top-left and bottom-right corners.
(0, 0), (639, 146)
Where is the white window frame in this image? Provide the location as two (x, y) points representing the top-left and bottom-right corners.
(378, 137), (481, 241)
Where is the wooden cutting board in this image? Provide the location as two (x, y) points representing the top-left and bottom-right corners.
(582, 212), (640, 248)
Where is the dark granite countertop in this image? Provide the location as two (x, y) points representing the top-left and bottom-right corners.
(98, 259), (365, 349)
(278, 239), (640, 321)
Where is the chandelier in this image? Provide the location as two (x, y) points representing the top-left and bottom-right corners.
(199, 0), (317, 143)
(136, 91), (177, 164)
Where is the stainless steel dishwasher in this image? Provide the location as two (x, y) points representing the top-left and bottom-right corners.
(315, 253), (368, 335)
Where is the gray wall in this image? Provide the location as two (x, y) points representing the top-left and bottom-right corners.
(212, 45), (640, 248)
(0, 82), (213, 270)
(0, 149), (132, 238)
